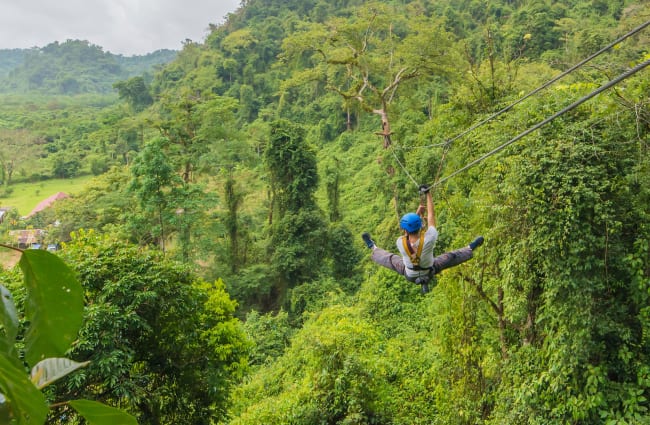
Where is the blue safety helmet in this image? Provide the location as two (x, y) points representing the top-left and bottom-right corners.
(400, 213), (422, 233)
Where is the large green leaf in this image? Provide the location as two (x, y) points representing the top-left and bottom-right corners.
(68, 400), (137, 425)
(30, 357), (90, 389)
(19, 250), (84, 367)
(0, 284), (19, 354)
(0, 352), (48, 425)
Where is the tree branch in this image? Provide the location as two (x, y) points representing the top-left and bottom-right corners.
(0, 243), (23, 253)
(466, 274), (501, 316)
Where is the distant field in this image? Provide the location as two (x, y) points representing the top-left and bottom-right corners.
(0, 175), (94, 216)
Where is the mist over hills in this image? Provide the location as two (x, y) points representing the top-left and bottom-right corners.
(0, 40), (177, 95)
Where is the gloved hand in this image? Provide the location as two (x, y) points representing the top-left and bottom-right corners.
(419, 184), (430, 194)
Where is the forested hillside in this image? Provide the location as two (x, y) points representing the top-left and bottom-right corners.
(0, 49), (26, 78)
(0, 40), (177, 94)
(0, 42), (176, 185)
(0, 0), (649, 424)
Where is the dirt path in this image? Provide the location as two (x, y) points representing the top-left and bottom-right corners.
(0, 250), (21, 269)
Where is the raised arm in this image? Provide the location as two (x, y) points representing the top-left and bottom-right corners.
(419, 185), (436, 228)
(426, 191), (436, 228)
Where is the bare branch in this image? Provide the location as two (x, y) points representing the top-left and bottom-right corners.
(0, 243), (23, 253)
(383, 67), (419, 103)
(466, 274), (501, 315)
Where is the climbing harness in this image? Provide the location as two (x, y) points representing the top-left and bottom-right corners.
(402, 229), (425, 267)
(401, 227), (437, 294)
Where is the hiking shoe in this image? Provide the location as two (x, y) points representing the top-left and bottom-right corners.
(421, 283), (429, 294)
(362, 232), (375, 249)
(469, 236), (484, 250)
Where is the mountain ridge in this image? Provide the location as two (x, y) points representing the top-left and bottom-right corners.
(0, 40), (177, 94)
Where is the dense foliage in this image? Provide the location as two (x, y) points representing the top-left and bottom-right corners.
(55, 231), (249, 423)
(0, 246), (137, 424)
(0, 0), (649, 423)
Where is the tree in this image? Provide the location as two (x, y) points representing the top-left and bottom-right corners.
(0, 129), (43, 185)
(0, 245), (137, 424)
(113, 76), (153, 112)
(227, 305), (388, 425)
(129, 136), (182, 252)
(265, 119), (319, 217)
(327, 223), (361, 282)
(50, 152), (82, 179)
(224, 175), (245, 274)
(281, 2), (460, 148)
(324, 158), (342, 222)
(265, 120), (327, 300)
(279, 2), (462, 215)
(151, 89), (241, 261)
(54, 231), (250, 424)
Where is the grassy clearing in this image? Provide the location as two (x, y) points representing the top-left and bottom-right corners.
(0, 175), (94, 216)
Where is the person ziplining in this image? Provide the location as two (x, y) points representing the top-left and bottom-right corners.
(362, 185), (484, 294)
(358, 23), (650, 294)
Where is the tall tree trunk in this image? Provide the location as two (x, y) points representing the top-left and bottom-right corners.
(158, 206), (166, 254)
(225, 177), (242, 273)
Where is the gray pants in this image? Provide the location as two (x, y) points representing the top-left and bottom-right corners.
(371, 246), (473, 282)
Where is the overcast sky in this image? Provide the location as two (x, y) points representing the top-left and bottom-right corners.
(0, 0), (241, 56)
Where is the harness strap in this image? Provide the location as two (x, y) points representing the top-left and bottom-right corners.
(401, 229), (425, 266)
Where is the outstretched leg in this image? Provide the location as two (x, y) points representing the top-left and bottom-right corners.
(433, 236), (484, 273)
(371, 247), (407, 276)
(432, 247), (473, 272)
(362, 232), (407, 276)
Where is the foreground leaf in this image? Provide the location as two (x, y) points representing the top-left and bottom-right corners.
(20, 250), (84, 367)
(0, 352), (48, 425)
(0, 284), (19, 354)
(69, 399), (137, 425)
(30, 358), (90, 389)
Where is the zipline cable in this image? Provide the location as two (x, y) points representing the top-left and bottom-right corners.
(427, 58), (650, 189)
(399, 19), (650, 151)
(391, 148), (420, 187)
